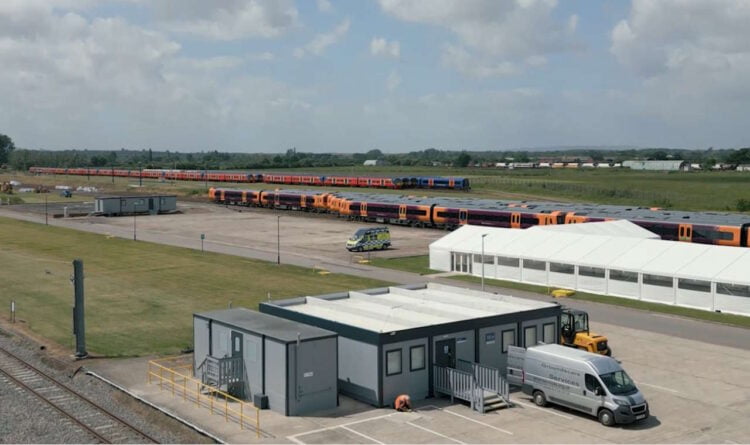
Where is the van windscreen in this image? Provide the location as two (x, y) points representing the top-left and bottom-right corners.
(599, 370), (638, 396)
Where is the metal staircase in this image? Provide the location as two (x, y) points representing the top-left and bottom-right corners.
(434, 360), (512, 414)
(198, 356), (245, 397)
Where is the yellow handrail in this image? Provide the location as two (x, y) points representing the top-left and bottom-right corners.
(146, 358), (260, 438)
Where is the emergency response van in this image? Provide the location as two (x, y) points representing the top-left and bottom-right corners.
(507, 344), (649, 426)
(346, 227), (391, 251)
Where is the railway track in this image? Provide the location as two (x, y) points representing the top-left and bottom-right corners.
(0, 346), (159, 444)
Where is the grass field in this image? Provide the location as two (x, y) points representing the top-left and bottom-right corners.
(372, 255), (750, 328)
(0, 217), (389, 357)
(368, 255), (438, 275)
(4, 168), (750, 212)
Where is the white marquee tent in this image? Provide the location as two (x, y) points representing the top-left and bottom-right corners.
(429, 221), (750, 316)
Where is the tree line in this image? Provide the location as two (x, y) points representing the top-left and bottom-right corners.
(2, 133), (749, 171)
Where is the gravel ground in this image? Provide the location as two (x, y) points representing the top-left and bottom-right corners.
(0, 327), (214, 444)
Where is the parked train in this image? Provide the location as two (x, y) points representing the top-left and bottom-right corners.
(28, 167), (470, 191)
(209, 187), (750, 248)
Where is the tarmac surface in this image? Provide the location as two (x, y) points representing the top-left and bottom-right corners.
(86, 320), (750, 444)
(1, 201), (749, 351)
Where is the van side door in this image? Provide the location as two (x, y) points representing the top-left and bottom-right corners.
(580, 373), (606, 414)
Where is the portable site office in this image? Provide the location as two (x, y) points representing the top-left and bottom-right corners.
(193, 308), (338, 416)
(260, 283), (560, 408)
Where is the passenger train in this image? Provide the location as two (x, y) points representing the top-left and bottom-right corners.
(28, 167), (470, 191)
(209, 187), (750, 248)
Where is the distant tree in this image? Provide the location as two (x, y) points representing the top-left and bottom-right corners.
(727, 148), (750, 165)
(455, 152), (472, 168)
(90, 155), (108, 167)
(651, 150), (668, 160)
(365, 149), (384, 159)
(0, 133), (16, 164)
(701, 158), (717, 170)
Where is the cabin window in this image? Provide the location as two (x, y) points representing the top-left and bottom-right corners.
(678, 278), (711, 293)
(523, 259), (546, 271)
(550, 262), (574, 274)
(643, 274), (673, 288)
(716, 283), (750, 298)
(523, 326), (537, 348)
(501, 330), (515, 353)
(386, 349), (402, 376)
(579, 266), (605, 278)
(542, 323), (556, 344)
(497, 256), (520, 268)
(473, 254), (494, 264)
(410, 346), (426, 372)
(609, 269), (638, 283)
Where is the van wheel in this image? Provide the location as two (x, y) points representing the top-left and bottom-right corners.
(598, 408), (615, 427)
(533, 391), (547, 407)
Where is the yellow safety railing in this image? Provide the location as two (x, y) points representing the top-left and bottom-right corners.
(147, 356), (260, 438)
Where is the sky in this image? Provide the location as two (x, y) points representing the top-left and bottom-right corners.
(1, 0), (749, 153)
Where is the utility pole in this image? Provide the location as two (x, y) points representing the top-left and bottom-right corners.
(72, 259), (87, 359)
(277, 216), (281, 265)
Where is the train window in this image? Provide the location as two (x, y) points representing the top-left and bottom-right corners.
(497, 256), (520, 268)
(693, 227), (736, 241)
(523, 259), (546, 271)
(716, 283), (750, 298)
(609, 269), (638, 283)
(678, 278), (711, 293)
(643, 274), (673, 288)
(579, 266), (605, 278)
(549, 262), (574, 274)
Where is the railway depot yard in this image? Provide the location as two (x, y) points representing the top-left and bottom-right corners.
(0, 177), (749, 443)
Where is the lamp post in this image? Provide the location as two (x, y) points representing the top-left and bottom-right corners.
(481, 233), (488, 292)
(277, 215), (281, 265)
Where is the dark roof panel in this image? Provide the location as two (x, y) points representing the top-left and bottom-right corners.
(195, 307), (336, 343)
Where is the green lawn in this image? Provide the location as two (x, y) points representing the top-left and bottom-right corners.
(369, 255), (439, 275)
(0, 217), (389, 357)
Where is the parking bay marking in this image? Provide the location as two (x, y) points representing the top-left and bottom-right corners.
(286, 412), (396, 443)
(406, 421), (467, 444)
(420, 405), (513, 436)
(340, 425), (385, 444)
(639, 382), (681, 394)
(513, 400), (574, 420)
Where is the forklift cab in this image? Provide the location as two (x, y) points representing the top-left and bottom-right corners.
(561, 309), (589, 343)
(560, 308), (611, 356)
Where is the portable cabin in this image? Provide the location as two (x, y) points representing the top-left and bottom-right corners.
(260, 283), (560, 408)
(193, 308), (338, 416)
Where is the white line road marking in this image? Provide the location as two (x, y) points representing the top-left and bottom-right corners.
(340, 425), (384, 444)
(441, 408), (513, 436)
(287, 436), (305, 445)
(286, 412), (396, 442)
(406, 421), (467, 444)
(513, 400), (574, 420)
(639, 382), (681, 394)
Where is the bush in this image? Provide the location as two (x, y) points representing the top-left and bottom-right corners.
(736, 199), (750, 212)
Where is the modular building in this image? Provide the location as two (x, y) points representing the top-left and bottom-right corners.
(193, 308), (338, 416)
(429, 222), (750, 316)
(94, 195), (177, 216)
(623, 160), (690, 171)
(260, 283), (560, 408)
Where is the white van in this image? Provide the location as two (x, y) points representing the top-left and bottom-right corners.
(507, 344), (649, 426)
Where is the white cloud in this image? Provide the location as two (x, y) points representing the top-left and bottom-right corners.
(317, 0), (333, 13)
(0, 2), (317, 150)
(294, 18), (350, 58)
(155, 0), (299, 40)
(370, 37), (400, 59)
(247, 51), (275, 61)
(609, 0), (750, 141)
(378, 0), (578, 77)
(386, 70), (401, 91)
